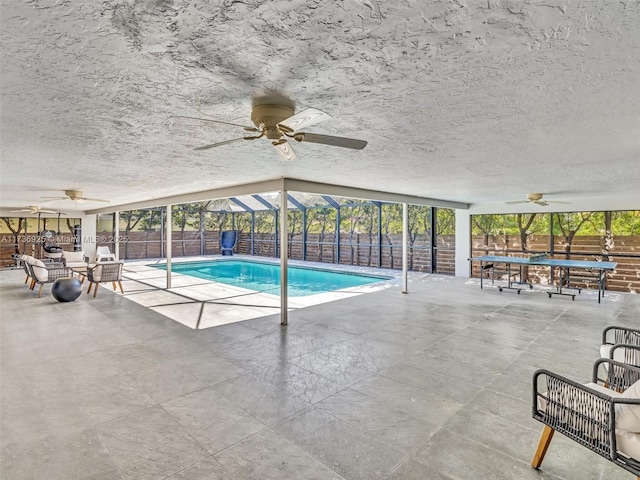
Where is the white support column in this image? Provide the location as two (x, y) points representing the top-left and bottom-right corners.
(114, 211), (120, 260)
(402, 203), (408, 294)
(280, 187), (288, 326)
(80, 214), (97, 262)
(455, 209), (471, 277)
(166, 204), (172, 288)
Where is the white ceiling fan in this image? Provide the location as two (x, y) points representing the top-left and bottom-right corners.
(505, 193), (571, 207)
(41, 189), (109, 203)
(10, 205), (59, 214)
(173, 95), (367, 162)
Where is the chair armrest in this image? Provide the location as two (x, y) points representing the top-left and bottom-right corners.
(603, 326), (640, 346)
(609, 344), (640, 368)
(592, 359), (640, 391)
(533, 369), (617, 460)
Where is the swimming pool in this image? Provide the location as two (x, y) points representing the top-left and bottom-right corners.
(151, 260), (391, 296)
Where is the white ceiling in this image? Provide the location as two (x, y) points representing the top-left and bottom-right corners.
(1, 1), (639, 216)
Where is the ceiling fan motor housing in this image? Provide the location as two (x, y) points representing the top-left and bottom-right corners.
(251, 104), (295, 140)
(65, 189), (83, 201)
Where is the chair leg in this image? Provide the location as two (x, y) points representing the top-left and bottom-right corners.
(112, 281), (116, 291)
(24, 275), (29, 284)
(93, 283), (99, 298)
(38, 284), (44, 298)
(531, 425), (555, 469)
(118, 281), (124, 294)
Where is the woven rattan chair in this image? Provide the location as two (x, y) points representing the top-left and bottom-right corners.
(86, 261), (124, 298)
(21, 254), (32, 286)
(27, 258), (73, 298)
(602, 327), (640, 368)
(532, 359), (640, 478)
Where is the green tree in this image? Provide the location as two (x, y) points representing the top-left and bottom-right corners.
(120, 210), (150, 259)
(553, 212), (594, 258)
(173, 202), (209, 256)
(139, 208), (163, 258)
(307, 206), (335, 262)
(381, 204), (402, 268)
(406, 205), (431, 270)
(341, 203), (368, 265)
(1, 217), (26, 254)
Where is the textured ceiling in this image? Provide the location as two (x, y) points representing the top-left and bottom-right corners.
(1, 0), (639, 214)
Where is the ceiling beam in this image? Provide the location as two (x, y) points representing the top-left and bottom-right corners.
(86, 177), (469, 214)
(283, 179), (469, 209)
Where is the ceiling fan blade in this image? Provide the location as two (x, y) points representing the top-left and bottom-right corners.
(547, 200), (571, 205)
(505, 200), (529, 204)
(39, 209), (59, 214)
(194, 136), (252, 151)
(82, 197), (109, 203)
(271, 140), (298, 162)
(171, 115), (259, 132)
(278, 108), (331, 133)
(293, 132), (367, 150)
(41, 196), (68, 200)
(535, 201), (549, 207)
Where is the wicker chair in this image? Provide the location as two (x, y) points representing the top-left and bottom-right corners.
(86, 261), (124, 298)
(21, 254), (32, 286)
(532, 359), (640, 478)
(27, 258), (73, 298)
(602, 327), (640, 368)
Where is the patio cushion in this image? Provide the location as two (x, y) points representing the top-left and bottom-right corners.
(616, 430), (640, 461)
(601, 344), (629, 363)
(62, 250), (85, 267)
(32, 259), (48, 282)
(616, 380), (640, 433)
(91, 264), (103, 282)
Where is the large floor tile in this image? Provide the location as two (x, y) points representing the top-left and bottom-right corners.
(214, 427), (346, 480)
(211, 373), (311, 425)
(161, 387), (266, 454)
(95, 406), (210, 480)
(273, 407), (406, 480)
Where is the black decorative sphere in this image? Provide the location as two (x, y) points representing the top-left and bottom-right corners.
(51, 278), (83, 302)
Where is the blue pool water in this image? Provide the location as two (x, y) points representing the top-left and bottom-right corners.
(151, 260), (391, 296)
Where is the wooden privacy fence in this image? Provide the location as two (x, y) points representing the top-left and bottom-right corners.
(64, 231), (455, 275)
(471, 234), (640, 293)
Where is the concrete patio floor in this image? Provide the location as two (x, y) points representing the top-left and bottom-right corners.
(1, 262), (638, 480)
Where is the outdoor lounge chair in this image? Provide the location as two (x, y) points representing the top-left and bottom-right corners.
(602, 326), (640, 368)
(220, 230), (237, 256)
(85, 261), (124, 298)
(21, 254), (32, 285)
(532, 359), (640, 478)
(96, 246), (116, 262)
(27, 257), (73, 298)
(61, 250), (87, 268)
